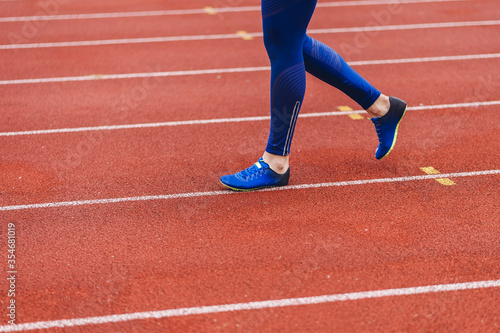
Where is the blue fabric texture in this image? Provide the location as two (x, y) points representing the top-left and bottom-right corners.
(262, 0), (381, 156)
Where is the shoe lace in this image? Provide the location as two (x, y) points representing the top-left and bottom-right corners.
(373, 119), (382, 136)
(238, 162), (265, 181)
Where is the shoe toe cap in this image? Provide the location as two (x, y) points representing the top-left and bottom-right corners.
(220, 174), (234, 186)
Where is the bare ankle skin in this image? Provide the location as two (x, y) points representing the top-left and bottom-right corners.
(366, 94), (390, 118)
(262, 151), (289, 174)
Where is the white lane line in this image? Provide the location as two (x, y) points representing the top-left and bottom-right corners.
(1, 53), (499, 86)
(348, 53), (500, 65)
(0, 0), (464, 23)
(0, 279), (498, 332)
(0, 66), (270, 85)
(0, 170), (498, 212)
(0, 100), (498, 137)
(2, 20), (499, 50)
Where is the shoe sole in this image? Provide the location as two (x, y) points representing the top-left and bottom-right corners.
(219, 180), (286, 192)
(377, 104), (407, 160)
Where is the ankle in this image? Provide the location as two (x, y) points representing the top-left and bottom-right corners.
(263, 151), (289, 174)
(367, 94), (390, 118)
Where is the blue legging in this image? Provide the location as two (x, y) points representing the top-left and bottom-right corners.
(263, 0), (381, 155)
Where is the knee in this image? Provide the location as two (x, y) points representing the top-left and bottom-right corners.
(264, 28), (305, 64)
(263, 26), (285, 60)
(302, 35), (313, 52)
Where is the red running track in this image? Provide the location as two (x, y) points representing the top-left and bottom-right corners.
(0, 0), (499, 331)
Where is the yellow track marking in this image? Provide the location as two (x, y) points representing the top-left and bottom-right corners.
(338, 106), (364, 120)
(420, 166), (456, 186)
(348, 114), (364, 120)
(338, 106), (353, 111)
(436, 178), (456, 186)
(420, 166), (441, 175)
(203, 7), (217, 15)
(236, 31), (253, 40)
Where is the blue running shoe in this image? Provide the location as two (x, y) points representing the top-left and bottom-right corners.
(371, 96), (407, 160)
(220, 157), (290, 191)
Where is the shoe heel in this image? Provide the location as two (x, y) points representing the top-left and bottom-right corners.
(277, 168), (290, 186)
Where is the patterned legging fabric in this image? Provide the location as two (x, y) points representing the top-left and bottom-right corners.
(262, 0), (381, 155)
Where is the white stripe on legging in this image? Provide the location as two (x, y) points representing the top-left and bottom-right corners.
(283, 101), (301, 155)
